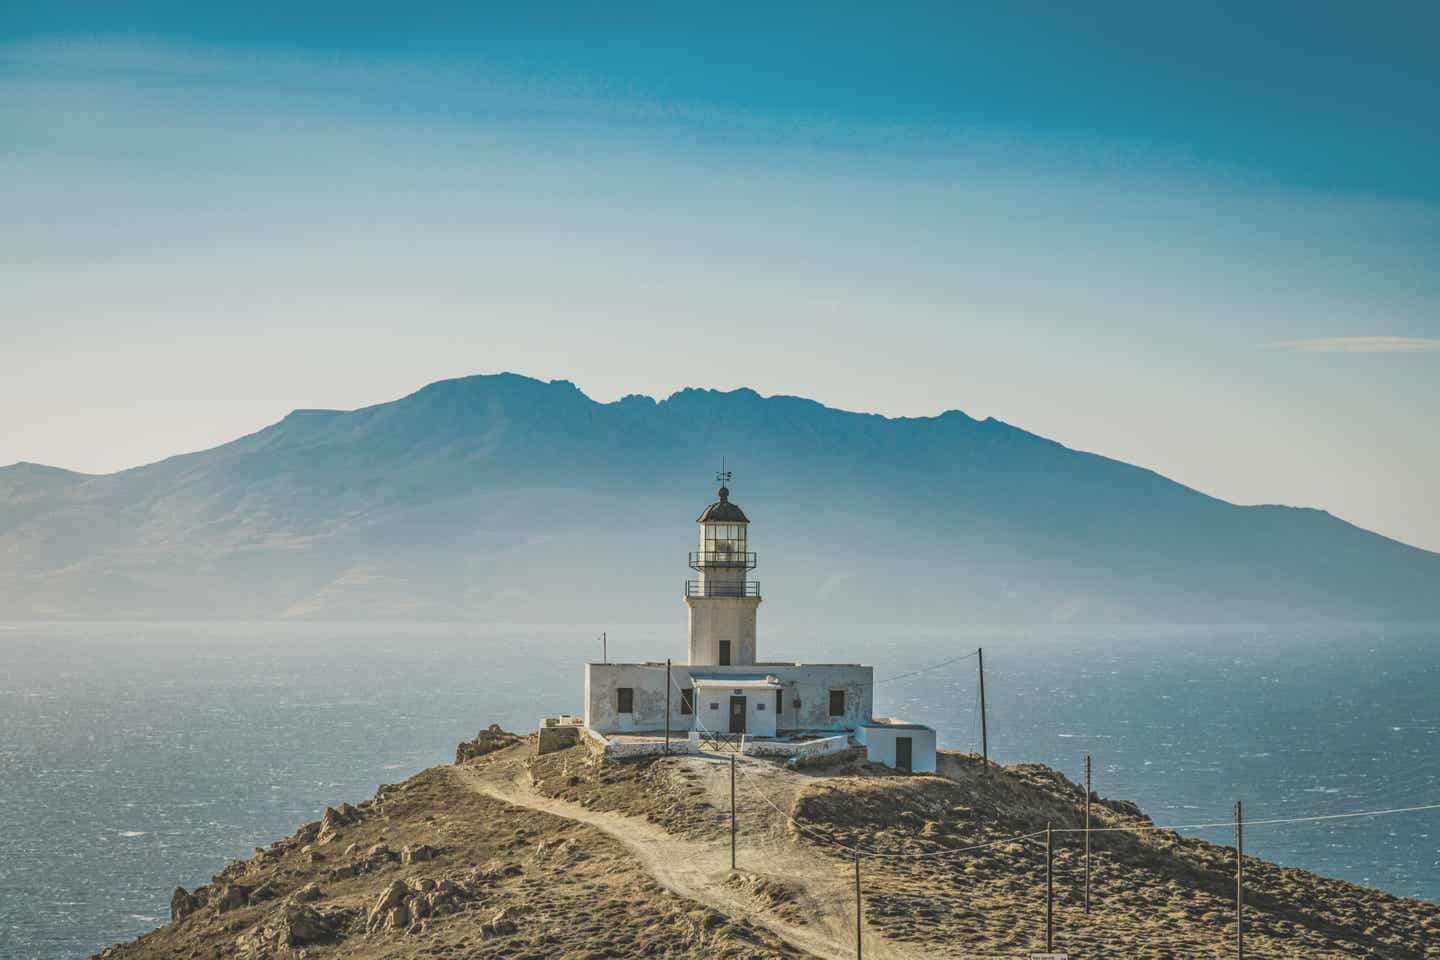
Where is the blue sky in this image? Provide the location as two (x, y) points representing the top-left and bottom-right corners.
(3, 2), (1438, 549)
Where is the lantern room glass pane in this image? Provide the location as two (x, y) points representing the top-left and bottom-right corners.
(700, 522), (747, 560)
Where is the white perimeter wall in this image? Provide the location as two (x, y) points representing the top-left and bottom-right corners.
(585, 662), (873, 736)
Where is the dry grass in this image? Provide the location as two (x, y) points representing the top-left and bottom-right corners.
(97, 738), (1440, 960)
(791, 752), (1440, 958)
(525, 745), (725, 840)
(96, 742), (809, 960)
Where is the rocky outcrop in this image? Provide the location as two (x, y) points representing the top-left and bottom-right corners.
(235, 902), (338, 957)
(315, 803), (361, 846)
(247, 879), (284, 906)
(455, 724), (521, 763)
(213, 883), (251, 913)
(364, 873), (493, 935)
(327, 842), (399, 880)
(290, 882), (324, 903)
(169, 887), (202, 923)
(400, 843), (437, 865)
(480, 905), (520, 939)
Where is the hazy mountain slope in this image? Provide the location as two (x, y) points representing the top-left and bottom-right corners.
(1, 373), (1435, 622)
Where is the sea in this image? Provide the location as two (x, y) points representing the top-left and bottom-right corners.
(1, 621), (1437, 959)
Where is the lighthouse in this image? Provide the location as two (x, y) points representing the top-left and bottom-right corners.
(685, 476), (760, 667)
(574, 470), (936, 772)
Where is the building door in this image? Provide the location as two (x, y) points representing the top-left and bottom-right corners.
(719, 641), (731, 666)
(729, 696), (747, 734)
(895, 736), (913, 773)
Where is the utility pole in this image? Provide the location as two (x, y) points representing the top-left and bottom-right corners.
(1084, 754), (1092, 914)
(854, 850), (863, 960)
(602, 631), (607, 664)
(1236, 800), (1244, 960)
(664, 659), (671, 756)
(977, 647), (989, 770)
(730, 754), (737, 871)
(1045, 821), (1054, 953)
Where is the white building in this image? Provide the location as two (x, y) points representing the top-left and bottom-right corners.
(582, 479), (936, 772)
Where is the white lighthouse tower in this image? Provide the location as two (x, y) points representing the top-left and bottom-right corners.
(685, 471), (760, 667)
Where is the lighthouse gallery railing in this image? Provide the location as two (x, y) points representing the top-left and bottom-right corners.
(684, 580), (761, 599)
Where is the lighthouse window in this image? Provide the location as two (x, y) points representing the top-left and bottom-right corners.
(617, 688), (634, 714)
(702, 523), (747, 557)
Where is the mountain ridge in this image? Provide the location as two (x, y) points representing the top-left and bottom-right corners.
(1, 372), (1435, 623)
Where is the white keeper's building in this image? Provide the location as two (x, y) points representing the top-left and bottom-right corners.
(582, 479), (936, 772)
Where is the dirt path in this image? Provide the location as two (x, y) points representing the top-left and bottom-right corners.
(458, 752), (944, 960)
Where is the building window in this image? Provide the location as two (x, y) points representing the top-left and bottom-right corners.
(757, 702), (765, 711)
(775, 690), (783, 716)
(709, 702), (719, 711)
(617, 688), (634, 714)
(828, 689), (845, 716)
(719, 641), (731, 666)
(681, 688), (694, 715)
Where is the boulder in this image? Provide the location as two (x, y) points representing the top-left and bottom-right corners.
(289, 882), (324, 904)
(247, 880), (283, 906)
(401, 843), (437, 864)
(366, 879), (410, 932)
(481, 906), (519, 938)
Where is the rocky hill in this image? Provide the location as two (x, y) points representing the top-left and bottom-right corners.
(94, 731), (1438, 960)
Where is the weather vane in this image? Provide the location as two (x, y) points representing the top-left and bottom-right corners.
(716, 456), (732, 487)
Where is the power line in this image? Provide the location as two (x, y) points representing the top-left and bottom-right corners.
(1057, 801), (1440, 835)
(637, 650), (1440, 866)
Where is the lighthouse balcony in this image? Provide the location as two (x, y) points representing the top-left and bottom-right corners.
(684, 579), (761, 599)
(688, 551), (757, 571)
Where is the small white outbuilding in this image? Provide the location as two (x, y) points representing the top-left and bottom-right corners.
(856, 719), (937, 773)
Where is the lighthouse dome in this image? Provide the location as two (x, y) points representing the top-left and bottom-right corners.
(697, 486), (749, 523)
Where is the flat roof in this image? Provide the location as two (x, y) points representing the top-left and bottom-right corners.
(589, 661), (868, 668)
(862, 720), (936, 731)
(690, 673), (781, 688)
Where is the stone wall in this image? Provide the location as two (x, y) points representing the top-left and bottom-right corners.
(742, 734), (850, 759)
(537, 724), (581, 755)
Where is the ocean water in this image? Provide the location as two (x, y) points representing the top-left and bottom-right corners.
(1, 621), (1437, 959)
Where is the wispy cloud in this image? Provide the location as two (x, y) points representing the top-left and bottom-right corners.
(1272, 336), (1440, 353)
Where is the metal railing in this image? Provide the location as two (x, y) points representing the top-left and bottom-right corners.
(684, 580), (761, 599)
(688, 551), (758, 570)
